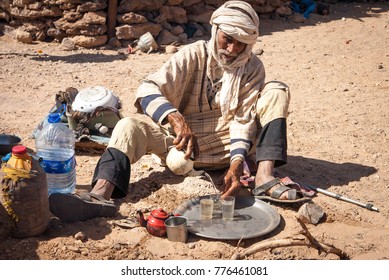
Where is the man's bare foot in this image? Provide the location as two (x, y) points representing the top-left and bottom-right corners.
(255, 174), (290, 200)
(255, 160), (289, 200)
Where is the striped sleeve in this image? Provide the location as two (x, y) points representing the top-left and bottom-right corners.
(138, 92), (177, 124)
(230, 118), (256, 162)
(135, 41), (207, 125)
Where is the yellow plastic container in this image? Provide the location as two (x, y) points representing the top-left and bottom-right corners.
(7, 145), (32, 171)
(0, 145), (49, 238)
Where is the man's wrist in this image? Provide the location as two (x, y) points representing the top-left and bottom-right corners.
(231, 155), (244, 164)
(161, 109), (178, 125)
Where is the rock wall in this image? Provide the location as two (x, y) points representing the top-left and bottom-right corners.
(0, 0), (293, 48)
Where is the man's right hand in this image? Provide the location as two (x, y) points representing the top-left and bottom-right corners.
(167, 111), (199, 160)
(221, 158), (244, 198)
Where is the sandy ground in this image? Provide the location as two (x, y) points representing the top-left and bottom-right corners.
(0, 2), (389, 261)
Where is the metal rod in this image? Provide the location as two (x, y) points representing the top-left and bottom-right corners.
(306, 185), (379, 212)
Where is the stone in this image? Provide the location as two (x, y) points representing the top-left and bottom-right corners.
(77, 0), (107, 13)
(60, 37), (76, 50)
(178, 33), (188, 43)
(55, 11), (107, 32)
(201, 22), (212, 34)
(13, 0), (35, 8)
(159, 6), (187, 24)
(168, 0), (183, 5)
(152, 14), (164, 25)
(27, 2), (43, 10)
(59, 3), (77, 10)
(193, 28), (204, 37)
(115, 22), (162, 40)
(205, 0), (224, 7)
(290, 13), (306, 23)
(47, 27), (66, 40)
(63, 11), (83, 22)
(66, 24), (107, 36)
(269, 0), (282, 7)
(162, 22), (173, 31)
(118, 0), (165, 13)
(187, 10), (213, 23)
(183, 0), (202, 7)
(252, 5), (274, 14)
(108, 36), (122, 48)
(170, 25), (184, 36)
(157, 29), (180, 45)
(10, 5), (62, 19)
(74, 231), (87, 241)
(184, 2), (205, 14)
(0, 11), (10, 22)
(59, 0), (83, 3)
(117, 12), (148, 24)
(297, 203), (325, 225)
(275, 6), (292, 17)
(71, 34), (107, 48)
(0, 0), (10, 11)
(253, 48), (264, 56)
(165, 45), (179, 54)
(15, 29), (33, 44)
(35, 30), (46, 41)
(81, 11), (107, 25)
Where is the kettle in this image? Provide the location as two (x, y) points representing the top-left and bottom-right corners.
(137, 208), (173, 237)
(137, 32), (158, 53)
(166, 146), (194, 176)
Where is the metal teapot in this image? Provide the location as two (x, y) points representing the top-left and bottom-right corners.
(137, 208), (172, 237)
(137, 32), (158, 53)
(166, 146), (194, 176)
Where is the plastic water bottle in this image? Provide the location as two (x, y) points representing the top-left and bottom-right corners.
(35, 113), (76, 195)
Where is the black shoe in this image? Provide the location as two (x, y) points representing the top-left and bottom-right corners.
(49, 192), (117, 222)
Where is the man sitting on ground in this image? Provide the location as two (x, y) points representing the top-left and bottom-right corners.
(49, 0), (307, 223)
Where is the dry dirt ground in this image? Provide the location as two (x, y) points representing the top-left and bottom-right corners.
(0, 2), (388, 261)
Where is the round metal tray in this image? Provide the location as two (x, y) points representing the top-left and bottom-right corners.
(174, 195), (280, 240)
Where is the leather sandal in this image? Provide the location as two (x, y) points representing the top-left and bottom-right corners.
(252, 178), (311, 204)
(49, 192), (117, 222)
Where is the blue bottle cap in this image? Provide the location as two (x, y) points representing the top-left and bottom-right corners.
(47, 113), (61, 123)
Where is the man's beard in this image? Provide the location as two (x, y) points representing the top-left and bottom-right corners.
(217, 49), (238, 66)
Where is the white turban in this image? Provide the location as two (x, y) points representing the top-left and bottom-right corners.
(210, 0), (259, 45)
(207, 1), (260, 120)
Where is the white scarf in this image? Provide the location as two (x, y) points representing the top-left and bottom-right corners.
(207, 1), (260, 120)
